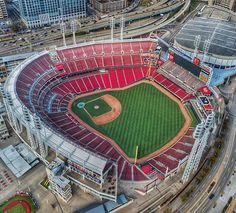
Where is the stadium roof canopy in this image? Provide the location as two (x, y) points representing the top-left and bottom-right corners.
(0, 52), (36, 63)
(175, 17), (236, 57)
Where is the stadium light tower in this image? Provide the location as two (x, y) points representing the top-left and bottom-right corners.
(193, 35), (201, 58)
(71, 20), (78, 45)
(110, 17), (115, 41)
(120, 16), (125, 40)
(202, 39), (211, 62)
(60, 21), (67, 47)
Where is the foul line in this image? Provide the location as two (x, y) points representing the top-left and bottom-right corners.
(85, 97), (101, 104)
(83, 108), (93, 120)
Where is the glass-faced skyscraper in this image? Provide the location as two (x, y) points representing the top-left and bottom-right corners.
(18, 0), (87, 28)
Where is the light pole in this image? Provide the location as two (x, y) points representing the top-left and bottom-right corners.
(193, 35), (201, 59)
(60, 22), (66, 47)
(120, 16), (125, 40)
(202, 39), (210, 62)
(71, 20), (78, 45)
(110, 17), (115, 41)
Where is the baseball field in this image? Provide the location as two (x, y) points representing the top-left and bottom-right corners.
(71, 82), (188, 159)
(0, 194), (36, 213)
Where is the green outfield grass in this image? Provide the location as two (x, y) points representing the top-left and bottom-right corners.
(72, 83), (185, 158)
(187, 106), (199, 127)
(84, 98), (112, 117)
(5, 204), (25, 213)
(0, 195), (36, 213)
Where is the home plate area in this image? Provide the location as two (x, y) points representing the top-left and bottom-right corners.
(82, 94), (121, 125)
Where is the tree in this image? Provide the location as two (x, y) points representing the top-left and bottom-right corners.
(11, 24), (18, 33)
(164, 208), (172, 213)
(181, 194), (188, 202)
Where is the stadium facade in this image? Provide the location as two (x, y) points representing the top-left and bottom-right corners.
(0, 38), (220, 201)
(18, 0), (87, 28)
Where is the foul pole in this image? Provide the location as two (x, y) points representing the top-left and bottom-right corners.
(134, 145), (139, 164)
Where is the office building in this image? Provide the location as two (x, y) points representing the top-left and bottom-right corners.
(90, 0), (127, 13)
(208, 0), (235, 10)
(0, 0), (8, 19)
(46, 158), (72, 202)
(18, 0), (87, 28)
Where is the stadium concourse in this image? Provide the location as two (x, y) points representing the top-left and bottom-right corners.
(2, 39), (213, 185)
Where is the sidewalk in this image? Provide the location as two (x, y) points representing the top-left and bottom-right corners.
(209, 167), (236, 213)
(226, 195), (236, 213)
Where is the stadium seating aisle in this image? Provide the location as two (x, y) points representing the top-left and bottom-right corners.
(149, 159), (167, 174)
(153, 73), (194, 102)
(124, 68), (135, 85)
(164, 149), (187, 161)
(120, 162), (133, 180)
(161, 60), (205, 91)
(109, 70), (120, 88)
(145, 128), (194, 178)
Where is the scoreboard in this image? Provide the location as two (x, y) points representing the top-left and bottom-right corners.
(168, 50), (211, 83)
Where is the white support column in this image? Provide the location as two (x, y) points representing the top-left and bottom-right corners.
(182, 112), (215, 183)
(0, 85), (14, 127)
(165, 167), (169, 177)
(182, 138), (199, 183)
(192, 131), (210, 172)
(33, 114), (48, 158)
(22, 106), (37, 150)
(6, 93), (22, 133)
(192, 113), (215, 172)
(207, 67), (213, 86)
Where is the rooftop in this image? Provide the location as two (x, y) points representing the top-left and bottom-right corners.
(0, 145), (38, 178)
(175, 6), (236, 58)
(47, 158), (65, 176)
(0, 52), (36, 63)
(52, 175), (70, 188)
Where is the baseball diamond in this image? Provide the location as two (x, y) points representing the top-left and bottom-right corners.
(71, 81), (188, 159)
(0, 194), (36, 213)
(84, 97), (112, 117)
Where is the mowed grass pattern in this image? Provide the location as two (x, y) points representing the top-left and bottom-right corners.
(0, 195), (36, 213)
(72, 83), (185, 158)
(84, 98), (112, 117)
(186, 105), (199, 127)
(6, 204), (25, 213)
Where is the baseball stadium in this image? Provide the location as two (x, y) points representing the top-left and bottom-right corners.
(0, 193), (36, 213)
(1, 38), (217, 201)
